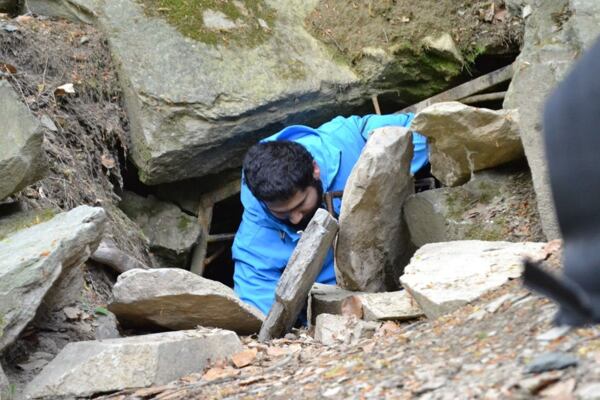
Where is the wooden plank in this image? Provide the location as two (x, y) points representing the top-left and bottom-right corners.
(459, 91), (507, 105)
(398, 64), (514, 114)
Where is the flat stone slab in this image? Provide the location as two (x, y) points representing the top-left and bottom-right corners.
(0, 80), (47, 200)
(400, 240), (546, 319)
(335, 126), (414, 292)
(308, 283), (423, 325)
(258, 209), (338, 341)
(0, 206), (106, 351)
(314, 314), (379, 346)
(24, 328), (242, 399)
(109, 268), (264, 335)
(410, 101), (523, 187)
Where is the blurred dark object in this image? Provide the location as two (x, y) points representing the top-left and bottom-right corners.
(523, 37), (600, 326)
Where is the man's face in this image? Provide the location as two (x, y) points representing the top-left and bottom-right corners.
(266, 179), (324, 231)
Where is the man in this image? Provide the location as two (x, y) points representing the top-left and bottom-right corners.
(232, 113), (429, 316)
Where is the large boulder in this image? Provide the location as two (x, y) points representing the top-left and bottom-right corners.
(335, 126), (414, 292)
(109, 268), (264, 335)
(23, 0), (95, 22)
(503, 0), (600, 240)
(24, 329), (242, 399)
(0, 81), (47, 200)
(410, 102), (523, 187)
(399, 240), (546, 319)
(119, 192), (200, 268)
(31, 0), (360, 184)
(0, 206), (106, 352)
(404, 167), (544, 246)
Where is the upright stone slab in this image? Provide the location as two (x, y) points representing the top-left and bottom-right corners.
(0, 206), (106, 351)
(0, 81), (47, 200)
(109, 268), (264, 335)
(400, 240), (546, 319)
(335, 126), (414, 292)
(503, 0), (600, 240)
(410, 102), (523, 187)
(258, 209), (338, 341)
(119, 192), (200, 268)
(24, 329), (242, 399)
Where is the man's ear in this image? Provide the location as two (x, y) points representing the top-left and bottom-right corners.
(312, 160), (321, 180)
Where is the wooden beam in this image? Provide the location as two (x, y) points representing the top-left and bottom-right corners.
(398, 64), (514, 114)
(459, 91), (507, 105)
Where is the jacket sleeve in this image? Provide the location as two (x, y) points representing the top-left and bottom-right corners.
(347, 113), (429, 174)
(232, 216), (295, 316)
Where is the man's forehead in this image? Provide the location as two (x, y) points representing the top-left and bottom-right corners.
(266, 189), (307, 213)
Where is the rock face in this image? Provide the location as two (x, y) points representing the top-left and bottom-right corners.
(119, 192), (200, 268)
(314, 314), (380, 346)
(24, 329), (242, 399)
(308, 283), (423, 325)
(109, 268), (264, 335)
(400, 240), (546, 319)
(0, 364), (8, 398)
(410, 102), (523, 187)
(335, 126), (414, 292)
(0, 206), (106, 352)
(258, 209), (338, 341)
(404, 168), (544, 246)
(504, 0), (600, 240)
(36, 0), (359, 184)
(0, 81), (47, 200)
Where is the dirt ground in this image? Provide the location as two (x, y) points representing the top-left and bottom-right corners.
(0, 14), (150, 394)
(307, 0), (523, 66)
(104, 246), (600, 399)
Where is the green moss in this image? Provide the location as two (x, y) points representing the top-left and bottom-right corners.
(177, 215), (192, 231)
(275, 59), (308, 81)
(138, 0), (276, 47)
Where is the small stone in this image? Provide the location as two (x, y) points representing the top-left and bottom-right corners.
(202, 9), (237, 30)
(522, 5), (532, 18)
(485, 294), (515, 313)
(63, 306), (81, 320)
(39, 114), (58, 132)
(1, 23), (17, 32)
(258, 18), (269, 30)
(576, 382), (600, 399)
(536, 326), (571, 342)
(314, 314), (379, 346)
(79, 36), (90, 45)
(322, 386), (342, 397)
(524, 352), (578, 374)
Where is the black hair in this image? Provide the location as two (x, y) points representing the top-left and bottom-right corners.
(243, 141), (315, 203)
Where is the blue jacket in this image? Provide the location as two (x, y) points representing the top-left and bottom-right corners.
(232, 114), (428, 315)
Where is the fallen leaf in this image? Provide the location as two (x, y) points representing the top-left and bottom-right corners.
(39, 250), (50, 257)
(101, 153), (116, 169)
(0, 62), (16, 74)
(341, 295), (363, 319)
(231, 348), (258, 368)
(376, 321), (402, 336)
(54, 83), (75, 97)
(94, 306), (110, 316)
(539, 378), (576, 398)
(267, 346), (289, 357)
(202, 366), (238, 381)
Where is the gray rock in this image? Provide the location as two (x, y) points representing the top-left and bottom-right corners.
(410, 102), (523, 187)
(0, 81), (48, 200)
(0, 204), (57, 241)
(421, 33), (464, 64)
(258, 209), (338, 341)
(404, 168), (543, 246)
(503, 0), (600, 240)
(119, 192), (200, 268)
(308, 284), (423, 324)
(399, 240), (546, 319)
(0, 363), (9, 399)
(109, 268), (264, 335)
(359, 291), (423, 321)
(94, 312), (121, 340)
(314, 314), (379, 346)
(24, 328), (242, 399)
(336, 126), (414, 292)
(524, 352), (578, 374)
(49, 0), (360, 184)
(23, 0), (96, 23)
(0, 206), (106, 351)
(202, 9), (238, 30)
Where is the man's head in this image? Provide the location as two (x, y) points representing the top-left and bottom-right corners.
(243, 141), (323, 230)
